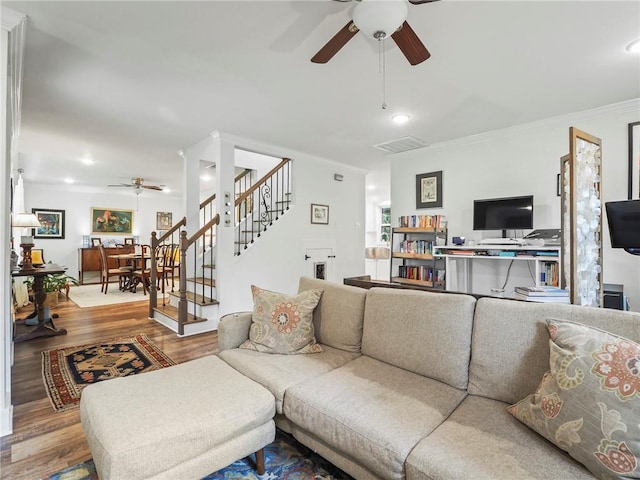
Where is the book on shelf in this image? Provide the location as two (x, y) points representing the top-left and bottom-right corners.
(513, 292), (570, 303)
(398, 215), (447, 229)
(514, 286), (568, 297)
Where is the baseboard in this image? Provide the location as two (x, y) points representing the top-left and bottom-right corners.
(1, 405), (13, 437)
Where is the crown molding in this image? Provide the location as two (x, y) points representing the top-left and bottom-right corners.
(425, 98), (640, 152)
(1, 7), (25, 32)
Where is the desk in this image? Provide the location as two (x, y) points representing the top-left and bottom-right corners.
(435, 245), (560, 294)
(12, 264), (67, 342)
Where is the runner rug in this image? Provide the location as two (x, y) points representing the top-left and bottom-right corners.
(45, 429), (353, 480)
(42, 334), (176, 412)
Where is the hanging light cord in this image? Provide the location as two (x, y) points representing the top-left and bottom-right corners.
(376, 32), (387, 110)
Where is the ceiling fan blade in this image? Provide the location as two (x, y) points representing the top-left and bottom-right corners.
(408, 0), (440, 4)
(391, 21), (431, 66)
(142, 185), (163, 191)
(107, 183), (132, 187)
(311, 21), (359, 64)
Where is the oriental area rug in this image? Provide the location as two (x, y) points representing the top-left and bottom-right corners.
(45, 429), (353, 480)
(42, 334), (176, 412)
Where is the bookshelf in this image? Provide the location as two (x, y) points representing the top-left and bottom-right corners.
(390, 218), (447, 288)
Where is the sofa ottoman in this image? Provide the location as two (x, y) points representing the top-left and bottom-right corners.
(80, 355), (276, 480)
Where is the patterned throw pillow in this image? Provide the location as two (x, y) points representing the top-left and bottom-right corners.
(239, 285), (324, 354)
(508, 319), (640, 480)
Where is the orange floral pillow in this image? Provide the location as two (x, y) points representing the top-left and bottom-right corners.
(239, 285), (323, 354)
(508, 319), (639, 479)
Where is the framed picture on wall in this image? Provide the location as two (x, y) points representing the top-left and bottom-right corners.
(310, 204), (329, 225)
(91, 208), (133, 234)
(415, 171), (443, 209)
(629, 121), (640, 199)
(156, 211), (172, 230)
(32, 208), (65, 239)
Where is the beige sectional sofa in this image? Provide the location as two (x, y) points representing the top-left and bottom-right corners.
(217, 277), (640, 480)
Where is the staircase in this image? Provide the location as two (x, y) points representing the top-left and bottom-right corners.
(148, 158), (292, 336)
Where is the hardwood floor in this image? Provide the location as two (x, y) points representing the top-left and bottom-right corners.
(1, 297), (219, 480)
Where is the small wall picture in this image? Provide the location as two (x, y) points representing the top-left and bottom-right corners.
(310, 204), (329, 225)
(32, 208), (65, 239)
(124, 237), (135, 246)
(91, 238), (102, 247)
(415, 171), (443, 209)
(156, 211), (172, 230)
(91, 208), (133, 234)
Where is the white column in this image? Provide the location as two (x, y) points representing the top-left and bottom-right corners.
(1, 6), (26, 438)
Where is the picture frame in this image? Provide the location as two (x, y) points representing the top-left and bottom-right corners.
(91, 208), (133, 234)
(91, 238), (102, 247)
(628, 121), (640, 199)
(415, 171), (443, 209)
(124, 237), (135, 246)
(310, 203), (329, 225)
(156, 211), (173, 230)
(32, 208), (65, 239)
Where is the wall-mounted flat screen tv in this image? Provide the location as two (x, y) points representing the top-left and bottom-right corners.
(473, 195), (534, 232)
(605, 199), (640, 250)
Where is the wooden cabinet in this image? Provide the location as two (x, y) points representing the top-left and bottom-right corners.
(390, 227), (447, 288)
(78, 246), (134, 284)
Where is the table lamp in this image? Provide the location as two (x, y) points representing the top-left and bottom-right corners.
(12, 212), (42, 271)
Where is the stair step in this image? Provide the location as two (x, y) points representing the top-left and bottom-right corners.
(168, 291), (219, 306)
(187, 277), (216, 287)
(202, 263), (215, 269)
(153, 304), (208, 324)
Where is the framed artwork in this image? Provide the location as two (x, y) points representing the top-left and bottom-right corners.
(32, 208), (65, 239)
(124, 237), (135, 246)
(628, 121), (640, 199)
(310, 204), (329, 225)
(156, 211), (173, 230)
(91, 208), (133, 234)
(415, 171), (443, 209)
(91, 238), (102, 247)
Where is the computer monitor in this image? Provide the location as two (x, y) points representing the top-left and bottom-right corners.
(605, 199), (640, 254)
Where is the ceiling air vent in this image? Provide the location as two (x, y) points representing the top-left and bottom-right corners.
(373, 136), (428, 154)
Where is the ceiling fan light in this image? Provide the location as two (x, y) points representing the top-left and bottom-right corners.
(353, 0), (408, 39)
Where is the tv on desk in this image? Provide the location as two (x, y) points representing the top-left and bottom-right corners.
(473, 195), (534, 237)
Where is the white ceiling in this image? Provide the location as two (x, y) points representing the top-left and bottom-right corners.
(5, 0), (640, 197)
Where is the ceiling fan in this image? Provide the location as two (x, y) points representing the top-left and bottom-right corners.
(108, 177), (164, 195)
(311, 0), (439, 66)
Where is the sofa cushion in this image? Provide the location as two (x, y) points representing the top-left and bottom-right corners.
(406, 395), (595, 480)
(298, 277), (367, 353)
(218, 345), (359, 414)
(469, 297), (640, 405)
(239, 285), (323, 354)
(283, 355), (467, 480)
(508, 319), (640, 480)
(361, 288), (476, 390)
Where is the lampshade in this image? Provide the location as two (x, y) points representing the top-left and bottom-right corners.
(12, 212), (42, 228)
(352, 0), (408, 39)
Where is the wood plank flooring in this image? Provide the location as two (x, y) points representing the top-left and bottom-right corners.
(1, 297), (219, 480)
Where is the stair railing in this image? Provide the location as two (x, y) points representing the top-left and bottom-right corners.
(149, 218), (186, 315)
(234, 158), (291, 255)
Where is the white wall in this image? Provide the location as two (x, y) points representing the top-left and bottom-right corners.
(22, 184), (183, 279)
(391, 100), (640, 309)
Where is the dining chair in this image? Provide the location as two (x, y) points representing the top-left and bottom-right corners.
(132, 244), (164, 295)
(97, 245), (131, 294)
(157, 243), (180, 292)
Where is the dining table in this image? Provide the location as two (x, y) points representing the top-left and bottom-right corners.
(108, 253), (144, 292)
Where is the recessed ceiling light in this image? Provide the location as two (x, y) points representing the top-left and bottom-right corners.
(391, 113), (410, 125)
(163, 188), (171, 194)
(81, 157), (94, 165)
(64, 178), (74, 184)
(200, 174), (212, 182)
(626, 39), (640, 53)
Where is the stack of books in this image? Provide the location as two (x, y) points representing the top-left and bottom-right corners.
(514, 286), (570, 303)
